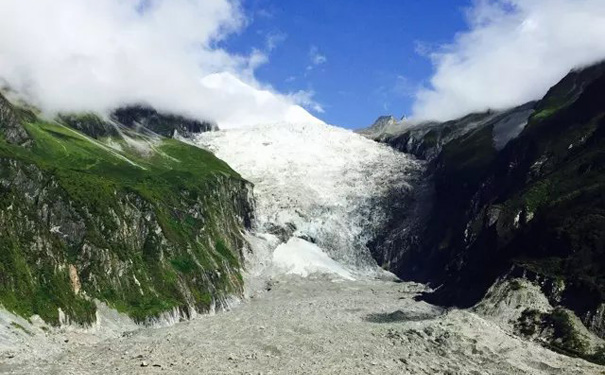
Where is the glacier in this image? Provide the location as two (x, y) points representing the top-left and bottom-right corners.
(193, 121), (423, 279)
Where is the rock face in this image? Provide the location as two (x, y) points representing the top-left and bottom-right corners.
(361, 102), (536, 161)
(60, 106), (218, 141)
(366, 61), (605, 343)
(0, 94), (30, 145)
(0, 94), (253, 325)
(112, 105), (218, 138)
(357, 115), (401, 139)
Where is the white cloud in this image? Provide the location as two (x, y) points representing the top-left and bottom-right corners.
(412, 0), (605, 121)
(308, 46), (327, 70)
(287, 90), (325, 114)
(201, 73), (323, 128)
(265, 32), (287, 52)
(0, 0), (322, 129)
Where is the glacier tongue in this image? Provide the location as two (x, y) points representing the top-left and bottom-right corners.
(194, 122), (423, 278)
(273, 238), (355, 280)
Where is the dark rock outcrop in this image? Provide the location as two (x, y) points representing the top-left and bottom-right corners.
(362, 102), (536, 161)
(112, 105), (217, 138)
(58, 113), (120, 139)
(369, 61), (605, 339)
(59, 106), (218, 140)
(0, 94), (30, 145)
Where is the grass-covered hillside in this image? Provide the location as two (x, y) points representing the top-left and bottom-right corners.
(0, 95), (253, 325)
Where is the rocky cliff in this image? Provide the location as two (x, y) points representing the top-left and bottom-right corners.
(365, 61), (605, 357)
(0, 94), (253, 326)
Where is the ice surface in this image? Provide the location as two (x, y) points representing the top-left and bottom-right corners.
(273, 238), (355, 280)
(194, 121), (423, 277)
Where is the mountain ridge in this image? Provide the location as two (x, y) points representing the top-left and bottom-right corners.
(364, 61), (605, 361)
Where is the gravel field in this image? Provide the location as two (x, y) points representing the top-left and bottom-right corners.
(1, 276), (602, 375)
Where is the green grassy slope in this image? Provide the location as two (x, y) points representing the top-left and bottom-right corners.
(0, 105), (252, 325)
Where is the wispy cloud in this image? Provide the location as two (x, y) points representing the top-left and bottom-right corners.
(413, 40), (438, 59)
(265, 31), (287, 52)
(288, 90), (325, 114)
(412, 0), (605, 121)
(392, 75), (415, 98)
(256, 8), (275, 19)
(310, 46), (327, 66)
(307, 46), (327, 71)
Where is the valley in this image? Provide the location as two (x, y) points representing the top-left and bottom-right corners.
(0, 56), (604, 375)
(2, 276), (603, 375)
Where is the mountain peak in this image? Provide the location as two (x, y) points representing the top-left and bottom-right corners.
(356, 115), (404, 139)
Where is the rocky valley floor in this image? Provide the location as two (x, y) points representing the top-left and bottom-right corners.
(0, 276), (602, 375)
(0, 119), (603, 374)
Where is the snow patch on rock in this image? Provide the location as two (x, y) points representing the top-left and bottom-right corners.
(273, 238), (355, 280)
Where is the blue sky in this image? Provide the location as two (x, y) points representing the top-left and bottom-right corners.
(222, 0), (470, 128)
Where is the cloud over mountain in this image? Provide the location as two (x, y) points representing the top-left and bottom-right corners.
(412, 0), (605, 121)
(0, 0), (322, 128)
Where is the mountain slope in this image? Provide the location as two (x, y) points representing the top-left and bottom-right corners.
(367, 62), (605, 358)
(0, 95), (253, 325)
(361, 101), (537, 160)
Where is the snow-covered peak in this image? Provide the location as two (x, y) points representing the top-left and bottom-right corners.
(194, 121), (423, 279)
